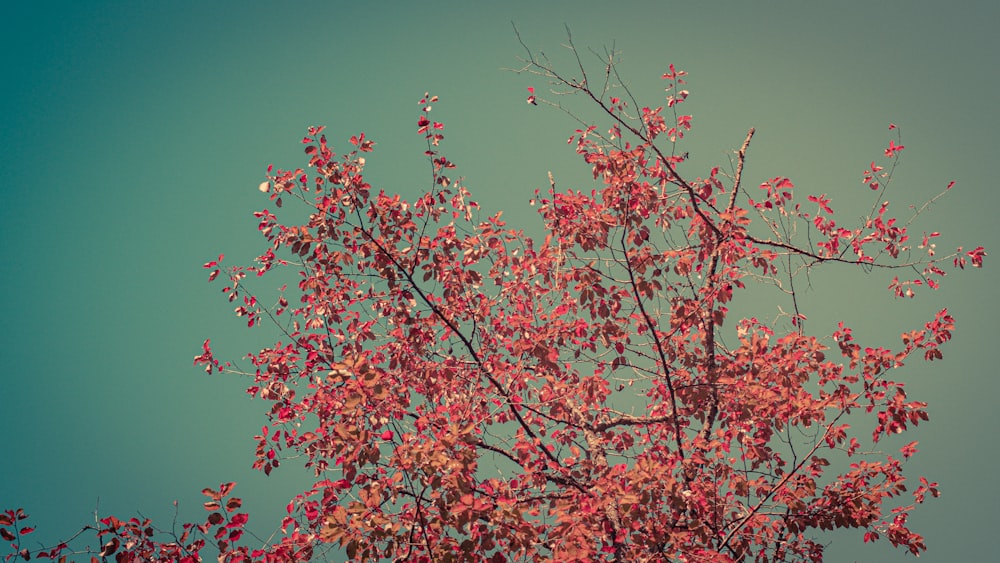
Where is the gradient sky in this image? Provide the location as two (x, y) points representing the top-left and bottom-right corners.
(2, 2), (996, 561)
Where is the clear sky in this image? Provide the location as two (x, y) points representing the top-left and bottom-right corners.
(2, 2), (996, 561)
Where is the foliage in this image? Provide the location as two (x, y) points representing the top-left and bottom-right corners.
(3, 33), (985, 563)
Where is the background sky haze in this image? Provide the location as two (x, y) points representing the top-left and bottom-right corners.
(2, 2), (996, 561)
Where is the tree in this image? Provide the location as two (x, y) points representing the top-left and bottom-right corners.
(3, 32), (986, 563)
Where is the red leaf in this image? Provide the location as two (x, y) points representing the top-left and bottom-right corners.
(99, 538), (120, 557)
(228, 513), (249, 528)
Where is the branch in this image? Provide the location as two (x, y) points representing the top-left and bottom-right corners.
(619, 201), (687, 471)
(595, 412), (677, 432)
(354, 188), (568, 474)
(701, 127), (756, 444)
(728, 128), (756, 212)
(717, 412), (846, 553)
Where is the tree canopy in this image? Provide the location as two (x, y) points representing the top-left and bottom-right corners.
(3, 33), (985, 563)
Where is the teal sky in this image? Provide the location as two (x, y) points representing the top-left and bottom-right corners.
(2, 2), (996, 561)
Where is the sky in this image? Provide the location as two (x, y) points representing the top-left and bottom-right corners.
(1, 1), (996, 561)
